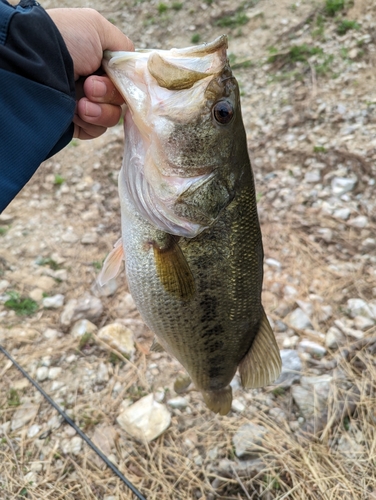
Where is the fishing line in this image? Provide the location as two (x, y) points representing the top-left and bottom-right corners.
(0, 344), (147, 500)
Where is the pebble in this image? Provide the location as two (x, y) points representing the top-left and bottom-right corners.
(233, 423), (267, 458)
(362, 238), (376, 252)
(81, 232), (98, 244)
(217, 458), (264, 478)
(70, 319), (98, 338)
(231, 399), (246, 413)
(97, 323), (135, 358)
(265, 258), (281, 269)
(268, 407), (286, 424)
(60, 293), (103, 326)
(348, 215), (368, 228)
(354, 315), (375, 330)
(116, 394), (171, 442)
(43, 328), (61, 340)
(287, 308), (313, 330)
(43, 294), (65, 309)
(96, 362), (109, 384)
(347, 298), (376, 320)
(331, 177), (357, 196)
(325, 326), (345, 349)
(36, 366), (49, 382)
(34, 276), (56, 292)
(298, 339), (327, 357)
(27, 424), (41, 438)
(61, 436), (82, 455)
(273, 349), (302, 387)
(11, 403), (39, 431)
(48, 367), (62, 380)
(61, 231), (79, 243)
(167, 397), (189, 409)
(333, 208), (351, 220)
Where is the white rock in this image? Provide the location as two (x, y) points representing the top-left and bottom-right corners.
(24, 471), (37, 486)
(317, 228), (333, 242)
(283, 285), (297, 298)
(96, 362), (109, 383)
(116, 394), (171, 442)
(334, 208), (351, 220)
(47, 415), (62, 430)
(298, 339), (326, 357)
(114, 292), (137, 316)
(269, 407), (286, 424)
(305, 170), (321, 183)
(60, 293), (103, 326)
(265, 258), (281, 269)
(81, 233), (98, 244)
(167, 397), (189, 409)
(11, 403), (39, 431)
(48, 367), (62, 380)
(27, 424), (41, 438)
(287, 308), (313, 330)
(70, 319), (98, 338)
(233, 423), (267, 458)
(325, 326), (345, 349)
(61, 231), (79, 243)
(347, 298), (376, 320)
(354, 315), (375, 330)
(36, 366), (49, 382)
(98, 323), (135, 358)
(43, 328), (61, 340)
(348, 215), (368, 228)
(273, 349), (302, 387)
(61, 436), (82, 455)
(43, 294), (64, 309)
(331, 177), (357, 195)
(231, 399), (246, 413)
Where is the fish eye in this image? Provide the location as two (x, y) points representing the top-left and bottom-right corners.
(212, 100), (234, 125)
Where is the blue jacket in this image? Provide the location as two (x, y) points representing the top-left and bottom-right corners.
(0, 0), (76, 212)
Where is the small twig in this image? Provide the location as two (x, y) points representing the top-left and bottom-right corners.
(231, 465), (252, 500)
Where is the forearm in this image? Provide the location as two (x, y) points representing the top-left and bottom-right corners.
(0, 0), (76, 212)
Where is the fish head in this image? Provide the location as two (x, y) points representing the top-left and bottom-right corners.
(103, 36), (247, 237)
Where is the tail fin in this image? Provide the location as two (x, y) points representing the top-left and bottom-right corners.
(201, 386), (232, 416)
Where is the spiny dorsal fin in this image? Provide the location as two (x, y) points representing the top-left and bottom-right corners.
(153, 235), (195, 301)
(147, 52), (208, 90)
(98, 238), (124, 286)
(150, 337), (165, 353)
(239, 309), (282, 389)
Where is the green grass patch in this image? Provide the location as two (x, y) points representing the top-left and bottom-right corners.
(157, 2), (168, 14)
(7, 388), (21, 407)
(216, 11), (249, 29)
(172, 2), (183, 10)
(37, 257), (60, 270)
(337, 19), (360, 35)
(0, 227), (7, 236)
(4, 291), (38, 316)
(78, 332), (93, 350)
(325, 0), (345, 16)
(191, 33), (200, 44)
(314, 145), (327, 153)
(54, 174), (65, 185)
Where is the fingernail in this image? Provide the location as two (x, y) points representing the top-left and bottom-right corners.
(84, 101), (102, 118)
(92, 79), (107, 98)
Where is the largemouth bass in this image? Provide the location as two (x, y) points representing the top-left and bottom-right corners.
(100, 36), (281, 415)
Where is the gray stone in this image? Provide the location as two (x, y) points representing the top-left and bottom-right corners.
(292, 374), (332, 418)
(362, 238), (376, 252)
(116, 394), (171, 442)
(43, 294), (64, 309)
(354, 315), (375, 331)
(232, 423), (267, 458)
(70, 319), (98, 338)
(96, 362), (109, 384)
(27, 424), (41, 438)
(265, 258), (281, 269)
(325, 326), (345, 349)
(291, 386), (314, 417)
(61, 436), (82, 455)
(333, 208), (351, 220)
(347, 298), (376, 320)
(218, 458), (264, 478)
(268, 407), (286, 424)
(81, 232), (98, 244)
(331, 177), (357, 195)
(298, 339), (326, 357)
(11, 403), (39, 431)
(287, 308), (313, 330)
(43, 328), (61, 340)
(348, 215), (368, 228)
(60, 293), (103, 326)
(61, 231), (79, 243)
(273, 349), (302, 387)
(231, 399), (246, 413)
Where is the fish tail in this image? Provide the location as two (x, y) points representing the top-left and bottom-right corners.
(201, 386), (232, 416)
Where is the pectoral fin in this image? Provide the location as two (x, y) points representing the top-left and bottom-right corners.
(153, 234), (195, 301)
(150, 337), (165, 353)
(239, 309), (282, 389)
(98, 238), (124, 286)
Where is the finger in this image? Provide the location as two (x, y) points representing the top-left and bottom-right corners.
(76, 97), (122, 128)
(83, 76), (124, 105)
(73, 113), (106, 140)
(97, 15), (134, 53)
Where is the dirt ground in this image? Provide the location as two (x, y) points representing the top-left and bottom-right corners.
(1, 0), (376, 499)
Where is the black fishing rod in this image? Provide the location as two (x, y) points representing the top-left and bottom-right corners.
(0, 344), (147, 500)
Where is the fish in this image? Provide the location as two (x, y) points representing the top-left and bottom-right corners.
(100, 35), (281, 415)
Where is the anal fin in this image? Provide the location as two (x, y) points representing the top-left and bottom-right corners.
(239, 309), (282, 389)
(201, 386), (233, 416)
(174, 374), (192, 394)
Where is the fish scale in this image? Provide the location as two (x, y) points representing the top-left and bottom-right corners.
(100, 36), (282, 415)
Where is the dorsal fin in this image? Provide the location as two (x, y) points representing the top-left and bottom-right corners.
(98, 238), (124, 286)
(239, 310), (282, 389)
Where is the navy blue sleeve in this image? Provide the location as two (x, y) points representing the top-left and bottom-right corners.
(0, 0), (76, 212)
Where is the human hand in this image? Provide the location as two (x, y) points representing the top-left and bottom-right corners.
(47, 8), (134, 140)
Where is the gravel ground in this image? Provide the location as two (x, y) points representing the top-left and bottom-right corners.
(0, 1), (375, 499)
